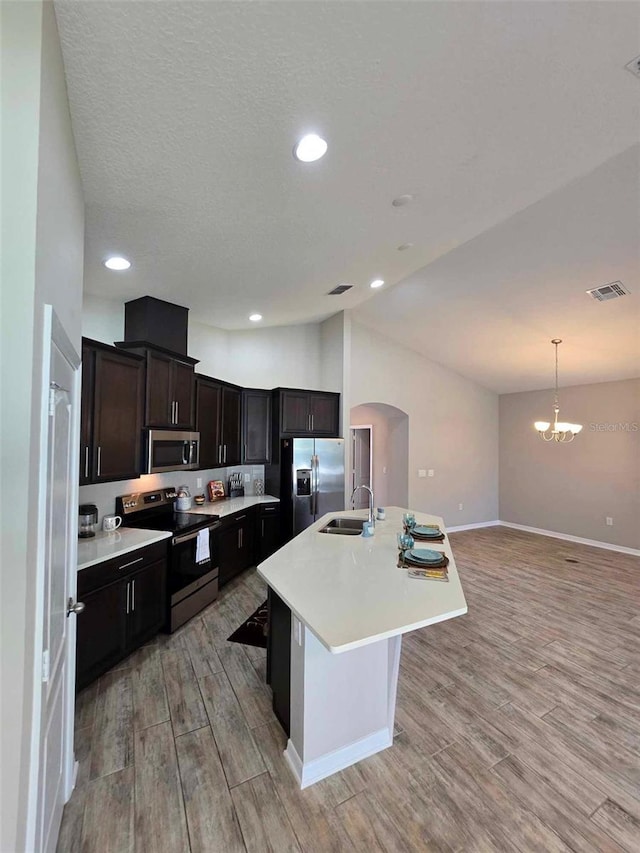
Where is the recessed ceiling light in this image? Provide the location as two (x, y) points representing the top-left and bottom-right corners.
(370, 279), (385, 289)
(392, 194), (414, 207)
(249, 313), (263, 322)
(293, 134), (328, 162)
(397, 242), (414, 251)
(104, 256), (131, 271)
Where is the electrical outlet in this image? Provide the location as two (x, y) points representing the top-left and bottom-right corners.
(244, 473), (250, 482)
(196, 477), (202, 489)
(606, 517), (613, 526)
(383, 466), (387, 474)
(458, 503), (463, 511)
(418, 469), (426, 478)
(428, 469), (434, 478)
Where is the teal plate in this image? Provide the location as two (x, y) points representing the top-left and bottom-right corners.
(408, 548), (444, 563)
(413, 525), (441, 537)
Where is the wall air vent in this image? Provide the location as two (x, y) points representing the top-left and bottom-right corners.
(586, 281), (629, 302)
(328, 284), (353, 295)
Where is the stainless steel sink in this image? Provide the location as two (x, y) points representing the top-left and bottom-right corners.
(319, 517), (366, 535)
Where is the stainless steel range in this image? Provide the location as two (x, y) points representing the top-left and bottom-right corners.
(116, 488), (220, 632)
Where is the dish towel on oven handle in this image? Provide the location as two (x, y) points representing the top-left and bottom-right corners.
(196, 529), (210, 564)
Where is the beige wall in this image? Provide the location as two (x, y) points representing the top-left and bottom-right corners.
(500, 378), (640, 550)
(350, 322), (499, 526)
(82, 294), (323, 390)
(350, 403), (409, 508)
(1, 3), (85, 849)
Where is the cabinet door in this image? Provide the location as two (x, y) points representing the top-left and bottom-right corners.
(196, 378), (222, 468)
(237, 514), (255, 571)
(280, 391), (310, 435)
(257, 509), (281, 562)
(218, 523), (242, 587)
(127, 560), (167, 650)
(79, 343), (95, 485)
(172, 361), (194, 429)
(242, 390), (270, 464)
(76, 581), (128, 691)
(221, 386), (242, 465)
(93, 349), (144, 481)
(146, 351), (173, 427)
(309, 393), (339, 435)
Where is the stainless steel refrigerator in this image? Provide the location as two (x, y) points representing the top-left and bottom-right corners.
(277, 437), (345, 539)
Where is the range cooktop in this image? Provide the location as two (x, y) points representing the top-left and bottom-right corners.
(115, 488), (219, 535)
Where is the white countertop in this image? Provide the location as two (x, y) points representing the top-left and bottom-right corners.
(257, 506), (467, 654)
(77, 528), (172, 571)
(77, 495), (279, 570)
(188, 494), (279, 519)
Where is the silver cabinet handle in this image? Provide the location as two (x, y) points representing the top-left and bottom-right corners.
(131, 578), (135, 612)
(175, 401), (179, 424)
(244, 444), (247, 461)
(126, 582), (130, 614)
(97, 446), (101, 476)
(67, 598), (85, 617)
(263, 507), (275, 512)
(118, 556), (143, 571)
(170, 401), (174, 424)
(240, 528), (243, 548)
(261, 519), (265, 537)
(84, 446), (89, 478)
(223, 444), (227, 463)
(237, 528), (241, 549)
(311, 414), (314, 431)
(218, 445), (222, 465)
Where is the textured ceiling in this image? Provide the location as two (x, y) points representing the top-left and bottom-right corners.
(358, 145), (640, 393)
(54, 1), (640, 389)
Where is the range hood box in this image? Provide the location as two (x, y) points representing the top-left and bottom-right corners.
(124, 296), (189, 356)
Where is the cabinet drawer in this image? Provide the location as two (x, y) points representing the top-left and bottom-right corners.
(78, 539), (169, 596)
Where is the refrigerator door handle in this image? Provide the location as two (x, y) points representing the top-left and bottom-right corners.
(313, 454), (319, 517)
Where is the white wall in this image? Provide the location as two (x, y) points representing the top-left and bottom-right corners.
(350, 322), (499, 527)
(1, 3), (85, 849)
(82, 294), (322, 389)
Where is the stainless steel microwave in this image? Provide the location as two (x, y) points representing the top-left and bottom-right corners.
(145, 429), (200, 473)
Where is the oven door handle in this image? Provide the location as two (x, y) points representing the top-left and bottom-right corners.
(173, 523), (220, 546)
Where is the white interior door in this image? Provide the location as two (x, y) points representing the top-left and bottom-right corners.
(350, 426), (373, 508)
(31, 309), (80, 853)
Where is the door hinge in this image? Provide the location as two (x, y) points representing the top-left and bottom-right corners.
(42, 649), (50, 683)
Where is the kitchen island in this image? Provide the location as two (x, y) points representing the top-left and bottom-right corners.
(257, 506), (467, 788)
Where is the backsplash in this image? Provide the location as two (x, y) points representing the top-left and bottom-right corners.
(79, 465), (265, 522)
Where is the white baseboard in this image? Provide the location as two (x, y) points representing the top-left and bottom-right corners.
(446, 520), (500, 533)
(498, 521), (640, 557)
(284, 727), (393, 789)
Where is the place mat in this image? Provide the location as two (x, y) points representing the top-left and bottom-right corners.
(397, 552), (449, 571)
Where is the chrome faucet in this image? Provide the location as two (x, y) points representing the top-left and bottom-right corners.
(351, 485), (375, 526)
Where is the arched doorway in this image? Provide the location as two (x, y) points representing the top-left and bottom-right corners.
(350, 402), (409, 508)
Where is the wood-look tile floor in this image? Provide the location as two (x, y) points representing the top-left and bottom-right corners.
(58, 527), (640, 853)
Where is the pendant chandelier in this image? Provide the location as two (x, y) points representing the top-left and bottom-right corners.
(534, 339), (582, 442)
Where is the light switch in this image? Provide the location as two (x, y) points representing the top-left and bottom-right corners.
(418, 469), (426, 478)
(428, 469), (434, 477)
(196, 477), (203, 489)
(606, 517), (613, 526)
(244, 473), (250, 482)
(383, 466), (387, 474)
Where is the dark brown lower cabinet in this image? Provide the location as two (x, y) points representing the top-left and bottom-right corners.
(256, 504), (281, 562)
(267, 588), (291, 735)
(218, 511), (255, 587)
(76, 543), (167, 690)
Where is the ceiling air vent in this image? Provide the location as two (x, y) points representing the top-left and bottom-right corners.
(586, 281), (629, 302)
(328, 284), (353, 295)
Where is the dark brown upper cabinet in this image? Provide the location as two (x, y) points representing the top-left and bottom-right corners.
(195, 375), (242, 468)
(242, 389), (271, 464)
(116, 342), (197, 429)
(274, 389), (340, 438)
(80, 339), (144, 484)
